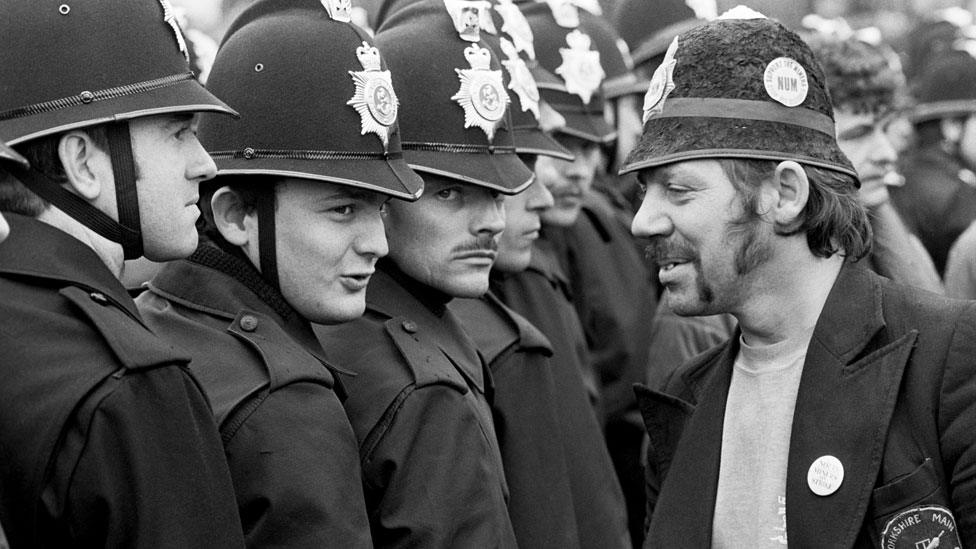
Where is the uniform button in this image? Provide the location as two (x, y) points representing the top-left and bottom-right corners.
(240, 315), (259, 332)
(89, 292), (108, 305)
(242, 147), (256, 159)
(79, 90), (94, 104)
(401, 320), (418, 333)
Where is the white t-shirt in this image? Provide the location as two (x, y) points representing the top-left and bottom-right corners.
(711, 329), (813, 548)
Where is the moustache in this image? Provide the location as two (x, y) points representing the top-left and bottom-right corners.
(644, 237), (697, 265)
(452, 234), (499, 254)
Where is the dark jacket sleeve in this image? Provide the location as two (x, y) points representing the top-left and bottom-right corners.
(939, 302), (976, 544)
(223, 381), (372, 548)
(364, 384), (517, 549)
(57, 366), (245, 549)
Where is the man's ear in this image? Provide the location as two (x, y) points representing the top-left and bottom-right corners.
(58, 131), (111, 202)
(210, 186), (256, 248)
(769, 160), (809, 229)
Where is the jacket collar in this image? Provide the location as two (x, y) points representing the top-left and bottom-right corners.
(367, 266), (486, 392)
(0, 213), (140, 320)
(148, 244), (329, 360)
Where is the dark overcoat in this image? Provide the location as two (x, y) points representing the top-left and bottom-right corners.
(0, 215), (243, 548)
(136, 245), (371, 548)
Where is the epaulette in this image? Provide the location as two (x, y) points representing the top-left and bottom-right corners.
(384, 315), (469, 393)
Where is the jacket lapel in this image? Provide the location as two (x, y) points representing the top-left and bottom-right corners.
(785, 264), (913, 547)
(645, 341), (738, 546)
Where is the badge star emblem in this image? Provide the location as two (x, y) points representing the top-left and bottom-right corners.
(348, 42), (399, 150)
(494, 0), (535, 59)
(321, 0), (353, 22)
(642, 36), (678, 123)
(444, 0), (497, 42)
(555, 30), (605, 105)
(544, 0), (579, 28)
(499, 38), (540, 120)
(452, 44), (509, 141)
(158, 0), (189, 62)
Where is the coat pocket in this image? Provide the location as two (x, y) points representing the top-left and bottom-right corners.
(870, 458), (962, 548)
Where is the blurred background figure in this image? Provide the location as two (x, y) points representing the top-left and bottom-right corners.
(890, 48), (976, 275)
(806, 26), (944, 293)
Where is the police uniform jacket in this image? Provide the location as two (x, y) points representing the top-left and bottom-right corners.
(313, 261), (517, 549)
(636, 263), (976, 548)
(548, 188), (657, 431)
(135, 244), (371, 549)
(451, 292), (582, 549)
(492, 242), (632, 549)
(0, 215), (244, 548)
(892, 144), (976, 274)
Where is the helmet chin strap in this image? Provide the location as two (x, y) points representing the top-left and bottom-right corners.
(6, 121), (143, 258)
(106, 122), (143, 259)
(257, 186), (280, 289)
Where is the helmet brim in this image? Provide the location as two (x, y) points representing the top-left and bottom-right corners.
(404, 148), (534, 195)
(211, 155), (424, 201)
(2, 76), (237, 146)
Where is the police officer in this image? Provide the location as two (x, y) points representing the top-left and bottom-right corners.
(135, 1), (423, 546)
(891, 49), (976, 275)
(0, 1), (244, 546)
(314, 0), (532, 545)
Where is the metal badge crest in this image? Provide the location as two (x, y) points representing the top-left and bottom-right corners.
(555, 30), (605, 105)
(642, 36), (678, 123)
(444, 0), (497, 42)
(499, 38), (541, 120)
(494, 0), (535, 59)
(158, 0), (189, 62)
(452, 44), (509, 140)
(348, 42), (399, 149)
(545, 0), (579, 28)
(321, 0), (352, 22)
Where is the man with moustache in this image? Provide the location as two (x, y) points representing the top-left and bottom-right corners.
(626, 8), (976, 547)
(135, 2), (422, 546)
(807, 31), (943, 293)
(314, 2), (531, 546)
(0, 1), (246, 546)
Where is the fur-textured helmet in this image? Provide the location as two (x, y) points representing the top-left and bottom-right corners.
(621, 8), (856, 181)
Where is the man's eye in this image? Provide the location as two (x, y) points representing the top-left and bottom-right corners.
(436, 188), (460, 200)
(331, 205), (354, 215)
(636, 183), (646, 200)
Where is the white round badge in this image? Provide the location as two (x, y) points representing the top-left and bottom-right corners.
(763, 57), (808, 107)
(807, 455), (844, 496)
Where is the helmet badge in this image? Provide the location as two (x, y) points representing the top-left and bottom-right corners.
(555, 30), (605, 104)
(499, 37), (541, 120)
(348, 42), (399, 150)
(452, 43), (509, 140)
(444, 0), (497, 42)
(544, 0), (579, 28)
(642, 36), (678, 123)
(321, 0), (353, 23)
(494, 0), (535, 59)
(158, 0), (190, 62)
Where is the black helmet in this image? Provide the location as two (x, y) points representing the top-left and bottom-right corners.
(376, 0), (534, 193)
(0, 0), (237, 258)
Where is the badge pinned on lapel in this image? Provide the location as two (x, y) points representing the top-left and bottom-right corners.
(348, 41), (399, 149)
(444, 0), (496, 42)
(494, 0), (535, 59)
(881, 506), (961, 549)
(321, 0), (352, 22)
(499, 37), (541, 120)
(452, 44), (509, 140)
(158, 0), (189, 62)
(642, 36), (678, 123)
(807, 455), (844, 496)
(555, 30), (605, 105)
